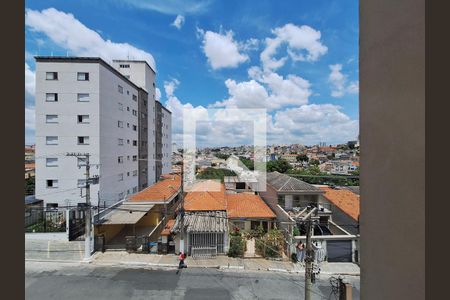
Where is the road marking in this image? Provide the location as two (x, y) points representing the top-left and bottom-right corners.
(47, 241), (50, 259)
(79, 242), (83, 260)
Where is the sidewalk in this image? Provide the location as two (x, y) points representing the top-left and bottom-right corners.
(91, 251), (360, 275)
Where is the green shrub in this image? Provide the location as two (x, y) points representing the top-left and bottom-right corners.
(228, 235), (246, 257)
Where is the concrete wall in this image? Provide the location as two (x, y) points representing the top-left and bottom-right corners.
(360, 0), (425, 298)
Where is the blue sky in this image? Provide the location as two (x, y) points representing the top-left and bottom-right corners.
(25, 0), (359, 147)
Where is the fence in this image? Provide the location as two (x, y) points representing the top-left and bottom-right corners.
(25, 208), (66, 233)
(293, 235), (360, 263)
(188, 232), (225, 258)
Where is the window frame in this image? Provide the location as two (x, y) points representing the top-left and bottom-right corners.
(77, 93), (90, 102)
(77, 72), (89, 81)
(45, 114), (59, 124)
(45, 93), (58, 102)
(46, 158), (58, 167)
(45, 72), (58, 81)
(45, 136), (58, 145)
(77, 136), (90, 145)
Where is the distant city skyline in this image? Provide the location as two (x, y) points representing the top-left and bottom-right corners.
(25, 0), (359, 146)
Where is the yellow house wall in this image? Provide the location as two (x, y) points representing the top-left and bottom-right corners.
(136, 210), (160, 227)
(95, 224), (125, 243)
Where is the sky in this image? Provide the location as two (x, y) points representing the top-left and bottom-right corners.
(25, 0), (359, 147)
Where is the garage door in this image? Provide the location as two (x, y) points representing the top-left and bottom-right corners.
(326, 240), (352, 262)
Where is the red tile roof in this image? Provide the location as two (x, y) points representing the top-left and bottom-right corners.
(160, 219), (176, 236)
(227, 194), (276, 219)
(320, 187), (360, 221)
(25, 163), (35, 170)
(184, 182), (275, 219)
(128, 174), (181, 202)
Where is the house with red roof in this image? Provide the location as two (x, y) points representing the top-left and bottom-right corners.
(171, 179), (276, 256)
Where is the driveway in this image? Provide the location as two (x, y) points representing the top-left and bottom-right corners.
(25, 233), (84, 261)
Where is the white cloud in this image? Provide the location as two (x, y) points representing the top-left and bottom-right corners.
(212, 67), (311, 111)
(328, 64), (359, 97)
(171, 15), (185, 29)
(123, 0), (213, 15)
(25, 8), (156, 71)
(25, 63), (35, 96)
(25, 106), (35, 131)
(269, 104), (359, 145)
(155, 87), (161, 101)
(261, 23), (328, 71)
(199, 29), (249, 69)
(164, 78), (180, 97)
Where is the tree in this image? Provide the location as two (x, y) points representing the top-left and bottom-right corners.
(309, 159), (320, 166)
(296, 154), (309, 162)
(196, 167), (237, 182)
(25, 176), (35, 195)
(238, 156), (254, 170)
(267, 159), (292, 173)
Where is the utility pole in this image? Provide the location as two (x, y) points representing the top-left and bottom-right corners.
(179, 160), (185, 253)
(66, 152), (99, 261)
(304, 207), (317, 300)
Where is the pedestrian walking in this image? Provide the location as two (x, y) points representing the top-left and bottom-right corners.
(176, 251), (187, 274)
(296, 241), (305, 265)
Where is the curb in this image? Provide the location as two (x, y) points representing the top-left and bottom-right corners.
(26, 259), (83, 264)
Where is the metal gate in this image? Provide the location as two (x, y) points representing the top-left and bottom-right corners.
(68, 208), (85, 241)
(326, 240), (352, 262)
(189, 232), (225, 258)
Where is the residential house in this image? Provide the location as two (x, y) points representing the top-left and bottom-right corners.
(330, 160), (358, 175)
(319, 186), (360, 235)
(94, 174), (181, 249)
(172, 180), (276, 256)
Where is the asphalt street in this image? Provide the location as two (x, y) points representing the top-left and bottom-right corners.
(25, 261), (360, 300)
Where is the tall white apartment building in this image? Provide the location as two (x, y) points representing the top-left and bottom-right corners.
(35, 57), (172, 208)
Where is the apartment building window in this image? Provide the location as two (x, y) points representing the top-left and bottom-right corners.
(132, 125), (137, 131)
(118, 173), (124, 181)
(118, 121), (123, 128)
(132, 109), (137, 116)
(127, 123), (130, 128)
(46, 93), (58, 102)
(133, 140), (137, 146)
(132, 155), (137, 161)
(77, 72), (89, 81)
(127, 156), (130, 161)
(127, 106), (130, 112)
(118, 156), (124, 164)
(77, 115), (89, 124)
(46, 72), (58, 80)
(127, 139), (130, 144)
(127, 189), (131, 195)
(77, 157), (87, 167)
(77, 93), (90, 102)
(118, 85), (123, 94)
(133, 170), (137, 177)
(46, 136), (58, 145)
(45, 115), (58, 124)
(119, 64), (130, 68)
(127, 90), (130, 95)
(46, 158), (58, 167)
(46, 179), (58, 188)
(77, 136), (89, 145)
(132, 94), (137, 101)
(133, 186), (138, 193)
(118, 138), (124, 146)
(127, 172), (130, 177)
(118, 102), (123, 111)
(77, 179), (86, 188)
